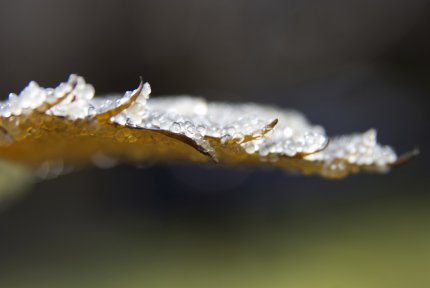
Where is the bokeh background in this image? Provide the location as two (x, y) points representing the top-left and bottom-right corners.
(0, 0), (429, 287)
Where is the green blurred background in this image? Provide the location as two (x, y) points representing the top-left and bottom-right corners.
(0, 0), (429, 287)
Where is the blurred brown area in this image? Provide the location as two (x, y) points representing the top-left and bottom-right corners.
(0, 0), (429, 287)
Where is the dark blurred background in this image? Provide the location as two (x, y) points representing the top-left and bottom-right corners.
(0, 0), (429, 287)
